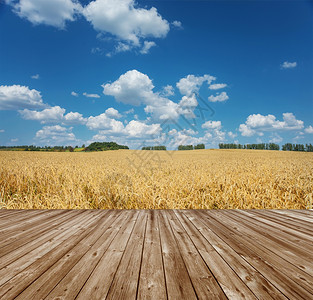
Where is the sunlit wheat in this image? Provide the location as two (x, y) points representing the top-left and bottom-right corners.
(0, 149), (312, 209)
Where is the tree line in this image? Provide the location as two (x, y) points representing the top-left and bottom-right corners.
(178, 144), (205, 150)
(0, 142), (129, 152)
(84, 142), (129, 151)
(219, 143), (313, 152)
(219, 143), (280, 150)
(142, 146), (167, 150)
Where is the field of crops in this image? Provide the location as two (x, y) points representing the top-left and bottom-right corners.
(0, 149), (312, 209)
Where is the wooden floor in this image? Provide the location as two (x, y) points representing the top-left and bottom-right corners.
(0, 210), (312, 299)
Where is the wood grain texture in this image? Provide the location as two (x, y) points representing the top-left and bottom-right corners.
(0, 209), (312, 300)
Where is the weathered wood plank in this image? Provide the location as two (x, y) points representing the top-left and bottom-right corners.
(73, 210), (139, 300)
(137, 210), (167, 300)
(182, 210), (286, 300)
(0, 209), (311, 300)
(197, 210), (313, 299)
(158, 210), (197, 299)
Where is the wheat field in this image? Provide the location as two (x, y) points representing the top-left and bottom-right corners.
(0, 149), (312, 209)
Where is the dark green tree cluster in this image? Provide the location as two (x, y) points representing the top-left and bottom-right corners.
(194, 143), (205, 149)
(219, 143), (280, 150)
(178, 144), (205, 150)
(0, 145), (77, 152)
(84, 142), (129, 151)
(141, 146), (166, 150)
(282, 143), (313, 152)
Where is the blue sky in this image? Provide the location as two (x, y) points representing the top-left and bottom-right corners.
(0, 0), (312, 149)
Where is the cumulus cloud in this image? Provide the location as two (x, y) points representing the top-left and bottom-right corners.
(19, 105), (86, 124)
(161, 85), (175, 97)
(83, 0), (170, 45)
(281, 61), (297, 69)
(304, 125), (313, 134)
(7, 0), (82, 29)
(0, 129), (5, 133)
(35, 125), (77, 145)
(227, 131), (237, 139)
(269, 133), (283, 144)
(176, 74), (216, 96)
(31, 74), (40, 79)
(71, 91), (79, 97)
(172, 20), (182, 29)
(86, 108), (124, 131)
(208, 92), (229, 102)
(208, 83), (227, 90)
(83, 92), (100, 98)
(0, 85), (46, 110)
(202, 120), (222, 130)
(239, 113), (304, 136)
(103, 70), (154, 106)
(140, 41), (156, 54)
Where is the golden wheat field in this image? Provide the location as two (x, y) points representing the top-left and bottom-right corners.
(0, 149), (312, 209)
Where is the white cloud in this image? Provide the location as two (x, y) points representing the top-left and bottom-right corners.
(104, 107), (122, 118)
(140, 41), (156, 54)
(19, 105), (86, 124)
(202, 120), (222, 130)
(83, 0), (169, 45)
(161, 85), (175, 96)
(83, 92), (100, 98)
(64, 111), (86, 124)
(31, 74), (40, 79)
(8, 0), (82, 29)
(269, 133), (283, 143)
(20, 106), (65, 123)
(239, 113), (304, 136)
(208, 91), (229, 102)
(86, 109), (124, 131)
(227, 131), (237, 139)
(281, 61), (297, 69)
(35, 125), (77, 145)
(304, 126), (313, 134)
(208, 83), (227, 90)
(125, 108), (135, 114)
(144, 100), (180, 121)
(71, 91), (79, 97)
(239, 124), (256, 137)
(0, 129), (4, 133)
(11, 138), (18, 142)
(0, 85), (46, 110)
(103, 69), (154, 106)
(125, 120), (161, 137)
(176, 74), (216, 96)
(172, 20), (182, 29)
(103, 70), (218, 122)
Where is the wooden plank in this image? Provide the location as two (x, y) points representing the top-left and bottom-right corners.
(105, 210), (148, 299)
(0, 210), (59, 235)
(273, 210), (313, 224)
(196, 210), (313, 299)
(182, 210), (286, 300)
(13, 211), (121, 300)
(166, 210), (228, 299)
(137, 210), (167, 300)
(0, 210), (84, 269)
(174, 210), (259, 299)
(48, 210), (138, 300)
(0, 211), (112, 299)
(0, 210), (68, 246)
(158, 210), (197, 299)
(0, 210), (82, 262)
(222, 211), (313, 281)
(0, 210), (100, 287)
(227, 210), (313, 255)
(252, 209), (313, 233)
